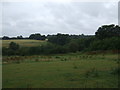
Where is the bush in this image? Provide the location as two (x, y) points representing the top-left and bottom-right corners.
(9, 42), (19, 50)
(18, 47), (30, 56)
(2, 47), (15, 56)
(67, 40), (79, 53)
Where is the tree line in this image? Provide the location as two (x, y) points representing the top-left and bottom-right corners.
(2, 24), (120, 56)
(2, 34), (46, 40)
(1, 33), (91, 40)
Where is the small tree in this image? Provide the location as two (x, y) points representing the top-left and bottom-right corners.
(9, 42), (19, 50)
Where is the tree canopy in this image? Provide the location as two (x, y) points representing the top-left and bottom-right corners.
(48, 33), (70, 45)
(95, 24), (120, 40)
(29, 33), (46, 40)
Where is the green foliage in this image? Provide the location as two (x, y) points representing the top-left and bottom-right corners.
(9, 42), (19, 50)
(2, 47), (15, 56)
(17, 35), (23, 39)
(89, 37), (120, 51)
(29, 33), (46, 40)
(2, 42), (20, 56)
(28, 43), (68, 55)
(67, 40), (79, 53)
(48, 33), (70, 45)
(95, 24), (120, 40)
(18, 47), (30, 56)
(3, 36), (120, 56)
(77, 37), (95, 51)
(29, 47), (41, 55)
(2, 24), (120, 56)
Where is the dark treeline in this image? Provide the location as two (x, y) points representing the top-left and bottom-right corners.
(2, 34), (46, 40)
(1, 33), (91, 40)
(1, 36), (29, 40)
(2, 24), (120, 56)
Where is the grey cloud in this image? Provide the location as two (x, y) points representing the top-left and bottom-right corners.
(2, 1), (118, 37)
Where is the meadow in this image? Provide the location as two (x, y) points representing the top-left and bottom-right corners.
(2, 53), (119, 88)
(2, 39), (46, 48)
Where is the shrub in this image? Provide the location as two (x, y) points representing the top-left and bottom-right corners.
(9, 42), (19, 50)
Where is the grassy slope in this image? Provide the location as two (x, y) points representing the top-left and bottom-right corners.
(2, 39), (46, 48)
(3, 53), (119, 88)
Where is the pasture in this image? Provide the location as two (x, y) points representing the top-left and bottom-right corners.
(2, 53), (119, 88)
(2, 39), (46, 48)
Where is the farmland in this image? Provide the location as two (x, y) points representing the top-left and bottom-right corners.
(2, 27), (120, 88)
(1, 2), (120, 88)
(2, 39), (46, 48)
(2, 53), (119, 88)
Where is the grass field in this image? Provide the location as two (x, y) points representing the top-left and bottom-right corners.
(2, 53), (119, 88)
(2, 39), (46, 48)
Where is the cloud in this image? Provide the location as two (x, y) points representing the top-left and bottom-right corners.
(2, 1), (118, 37)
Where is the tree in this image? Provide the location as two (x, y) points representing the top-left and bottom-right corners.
(67, 40), (79, 52)
(2, 36), (10, 40)
(17, 35), (23, 39)
(9, 42), (19, 50)
(29, 33), (46, 40)
(95, 24), (120, 40)
(48, 33), (70, 45)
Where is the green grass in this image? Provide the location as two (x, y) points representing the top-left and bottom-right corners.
(2, 39), (46, 48)
(2, 53), (119, 88)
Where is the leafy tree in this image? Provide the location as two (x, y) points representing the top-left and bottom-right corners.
(29, 33), (46, 40)
(17, 35), (23, 39)
(9, 42), (19, 50)
(95, 24), (120, 40)
(89, 37), (120, 51)
(67, 40), (79, 52)
(2, 36), (10, 40)
(48, 33), (70, 45)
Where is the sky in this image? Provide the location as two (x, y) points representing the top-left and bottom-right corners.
(1, 1), (118, 37)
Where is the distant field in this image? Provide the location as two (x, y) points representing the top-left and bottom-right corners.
(3, 53), (119, 88)
(2, 39), (46, 48)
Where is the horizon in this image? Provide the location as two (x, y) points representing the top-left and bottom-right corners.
(1, 33), (95, 38)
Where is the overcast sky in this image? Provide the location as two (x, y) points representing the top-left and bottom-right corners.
(2, 1), (118, 37)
